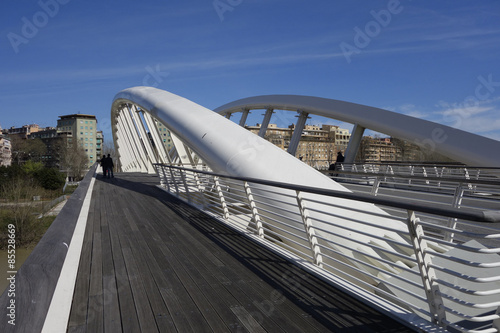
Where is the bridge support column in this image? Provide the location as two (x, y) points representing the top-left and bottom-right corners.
(120, 109), (148, 173)
(128, 105), (157, 174)
(344, 124), (365, 164)
(258, 108), (274, 138)
(239, 108), (250, 127)
(287, 110), (309, 156)
(116, 114), (139, 172)
(142, 112), (172, 164)
(124, 106), (154, 173)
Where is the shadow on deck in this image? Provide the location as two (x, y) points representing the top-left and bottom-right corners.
(1, 170), (416, 332)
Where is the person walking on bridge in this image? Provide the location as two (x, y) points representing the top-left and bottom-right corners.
(102, 154), (114, 179)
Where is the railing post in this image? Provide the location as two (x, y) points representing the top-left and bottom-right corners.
(493, 307), (500, 331)
(180, 169), (191, 203)
(444, 183), (464, 242)
(371, 176), (381, 196)
(169, 166), (180, 196)
(244, 182), (264, 238)
(296, 191), (323, 267)
(154, 164), (164, 186)
(407, 210), (446, 327)
(193, 171), (208, 208)
(422, 166), (430, 185)
(214, 176), (229, 219)
(162, 165), (171, 192)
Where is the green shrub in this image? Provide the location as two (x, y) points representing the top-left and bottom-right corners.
(35, 168), (66, 191)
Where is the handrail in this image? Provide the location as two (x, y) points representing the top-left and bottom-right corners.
(154, 162), (500, 332)
(0, 164), (97, 333)
(320, 169), (500, 187)
(158, 164), (500, 224)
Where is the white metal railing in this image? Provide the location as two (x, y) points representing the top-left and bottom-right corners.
(154, 163), (500, 333)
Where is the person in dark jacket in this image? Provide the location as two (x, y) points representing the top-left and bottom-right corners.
(100, 156), (108, 178)
(103, 154), (114, 178)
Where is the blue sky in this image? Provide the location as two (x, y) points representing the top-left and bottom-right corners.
(1, 0), (500, 143)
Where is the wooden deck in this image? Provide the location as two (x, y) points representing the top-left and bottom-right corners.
(67, 173), (415, 332)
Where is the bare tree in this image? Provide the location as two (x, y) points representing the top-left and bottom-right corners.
(59, 142), (88, 181)
(1, 177), (42, 245)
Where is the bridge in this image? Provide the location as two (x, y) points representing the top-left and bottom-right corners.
(1, 87), (500, 332)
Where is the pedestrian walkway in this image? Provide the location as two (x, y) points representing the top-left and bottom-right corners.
(67, 173), (415, 332)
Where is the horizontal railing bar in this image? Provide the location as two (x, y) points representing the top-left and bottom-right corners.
(155, 164), (500, 223)
(322, 169), (500, 186)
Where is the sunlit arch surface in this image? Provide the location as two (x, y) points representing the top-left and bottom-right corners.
(110, 87), (500, 330)
(215, 95), (500, 168)
(110, 85), (408, 232)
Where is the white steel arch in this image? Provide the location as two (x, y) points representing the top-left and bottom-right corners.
(214, 95), (500, 168)
(110, 86), (411, 268)
(111, 87), (500, 331)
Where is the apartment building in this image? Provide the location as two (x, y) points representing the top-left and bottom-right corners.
(0, 124), (12, 167)
(245, 123), (351, 168)
(57, 114), (98, 166)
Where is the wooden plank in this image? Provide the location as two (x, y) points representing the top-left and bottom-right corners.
(67, 185), (96, 331)
(100, 189), (122, 333)
(118, 204), (176, 332)
(106, 183), (141, 333)
(120, 243), (159, 332)
(123, 190), (220, 332)
(167, 205), (319, 332)
(86, 203), (103, 333)
(230, 306), (267, 333)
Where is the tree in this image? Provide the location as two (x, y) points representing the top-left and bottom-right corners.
(1, 176), (41, 245)
(59, 141), (88, 181)
(10, 136), (47, 164)
(35, 167), (66, 190)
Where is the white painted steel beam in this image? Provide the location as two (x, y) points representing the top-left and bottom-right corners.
(214, 95), (500, 167)
(258, 108), (274, 138)
(344, 124), (366, 164)
(239, 108), (250, 127)
(143, 112), (170, 163)
(123, 106), (151, 173)
(119, 111), (145, 172)
(287, 110), (309, 156)
(122, 106), (149, 172)
(117, 116), (136, 172)
(169, 132), (194, 166)
(129, 104), (157, 173)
